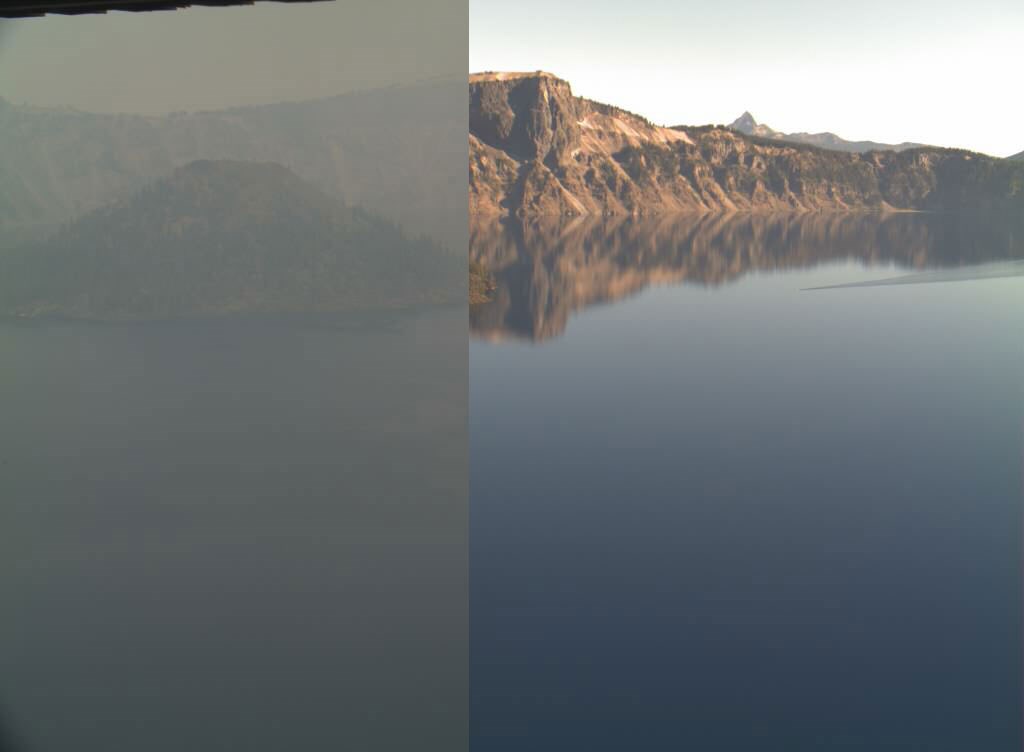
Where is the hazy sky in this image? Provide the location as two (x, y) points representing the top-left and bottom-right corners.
(0, 0), (465, 114)
(471, 0), (1023, 157)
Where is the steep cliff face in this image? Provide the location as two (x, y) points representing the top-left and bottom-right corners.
(469, 73), (1024, 217)
(470, 71), (695, 216)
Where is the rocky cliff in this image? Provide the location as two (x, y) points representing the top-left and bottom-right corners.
(469, 72), (1024, 217)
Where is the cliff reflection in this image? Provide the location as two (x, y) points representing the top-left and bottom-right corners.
(470, 212), (1024, 342)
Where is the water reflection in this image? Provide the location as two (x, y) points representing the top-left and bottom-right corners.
(470, 212), (1024, 342)
(469, 213), (1024, 751)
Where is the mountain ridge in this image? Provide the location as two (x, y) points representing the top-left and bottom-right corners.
(0, 78), (467, 251)
(469, 71), (1024, 217)
(727, 111), (927, 153)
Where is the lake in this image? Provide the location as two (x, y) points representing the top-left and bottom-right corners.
(0, 306), (468, 752)
(470, 212), (1024, 751)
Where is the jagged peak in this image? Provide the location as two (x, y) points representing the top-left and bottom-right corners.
(730, 111), (758, 133)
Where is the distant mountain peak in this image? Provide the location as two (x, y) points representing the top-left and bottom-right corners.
(728, 111), (782, 139)
(729, 110), (924, 153)
(731, 111), (758, 132)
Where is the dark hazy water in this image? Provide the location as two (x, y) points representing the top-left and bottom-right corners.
(470, 213), (1023, 751)
(0, 307), (467, 752)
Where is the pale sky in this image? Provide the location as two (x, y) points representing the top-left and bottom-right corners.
(0, 0), (465, 114)
(470, 0), (1023, 157)
(1, 1), (1019, 156)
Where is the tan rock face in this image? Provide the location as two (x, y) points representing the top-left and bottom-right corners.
(469, 73), (1024, 217)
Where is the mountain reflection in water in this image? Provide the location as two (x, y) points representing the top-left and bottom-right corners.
(469, 212), (1024, 342)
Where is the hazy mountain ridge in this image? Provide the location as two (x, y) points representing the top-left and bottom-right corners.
(0, 160), (462, 319)
(728, 111), (927, 153)
(0, 79), (466, 250)
(469, 72), (1024, 216)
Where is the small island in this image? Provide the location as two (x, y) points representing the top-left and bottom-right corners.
(0, 159), (464, 320)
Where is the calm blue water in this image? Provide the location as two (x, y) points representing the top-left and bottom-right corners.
(470, 213), (1023, 751)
